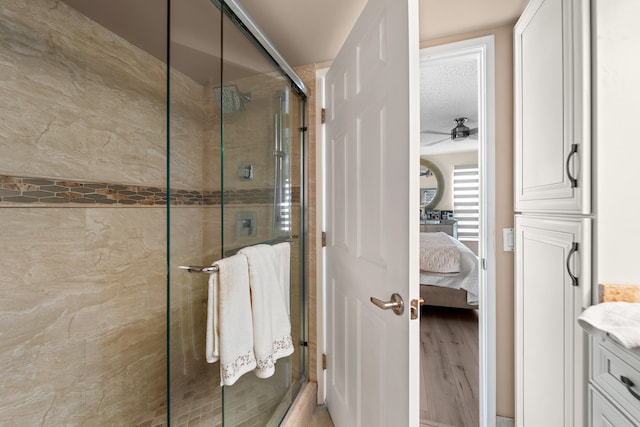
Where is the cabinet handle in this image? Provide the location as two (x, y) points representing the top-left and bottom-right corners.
(621, 376), (640, 401)
(566, 242), (579, 287)
(566, 143), (578, 188)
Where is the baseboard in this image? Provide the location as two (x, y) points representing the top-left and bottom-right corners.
(496, 416), (515, 427)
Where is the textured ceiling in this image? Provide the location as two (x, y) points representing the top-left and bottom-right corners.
(420, 52), (478, 154)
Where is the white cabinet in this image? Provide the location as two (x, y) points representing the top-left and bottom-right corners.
(589, 336), (640, 426)
(514, 0), (592, 424)
(516, 1), (640, 426)
(514, 0), (591, 214)
(515, 215), (591, 427)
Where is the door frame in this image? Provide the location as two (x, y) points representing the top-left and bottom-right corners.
(420, 35), (497, 426)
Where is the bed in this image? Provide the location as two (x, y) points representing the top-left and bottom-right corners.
(419, 232), (479, 309)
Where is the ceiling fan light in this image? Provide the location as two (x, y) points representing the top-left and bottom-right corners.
(451, 117), (471, 140)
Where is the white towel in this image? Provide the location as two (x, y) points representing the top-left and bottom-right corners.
(239, 244), (294, 379)
(577, 302), (640, 349)
(273, 242), (291, 316)
(206, 269), (220, 364)
(206, 254), (257, 386)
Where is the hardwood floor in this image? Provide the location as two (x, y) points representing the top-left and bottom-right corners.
(420, 305), (479, 427)
(309, 405), (334, 427)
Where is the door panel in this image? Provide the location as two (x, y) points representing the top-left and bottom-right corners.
(324, 0), (420, 425)
(357, 103), (385, 265)
(521, 0), (564, 191)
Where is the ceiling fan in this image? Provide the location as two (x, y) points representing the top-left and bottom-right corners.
(421, 117), (478, 146)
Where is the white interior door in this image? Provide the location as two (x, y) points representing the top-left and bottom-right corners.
(324, 0), (420, 425)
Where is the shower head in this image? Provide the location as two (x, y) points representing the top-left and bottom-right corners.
(213, 85), (251, 113)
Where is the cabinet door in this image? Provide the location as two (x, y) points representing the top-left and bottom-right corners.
(515, 215), (591, 427)
(514, 0), (591, 213)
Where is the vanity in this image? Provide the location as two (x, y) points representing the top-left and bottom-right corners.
(582, 284), (640, 426)
(589, 335), (640, 426)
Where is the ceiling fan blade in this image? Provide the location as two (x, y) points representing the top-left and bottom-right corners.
(423, 136), (450, 146)
(469, 127), (478, 135)
(420, 130), (450, 135)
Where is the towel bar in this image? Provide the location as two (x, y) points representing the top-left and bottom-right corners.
(178, 265), (219, 274)
(224, 235), (297, 257)
(179, 236), (297, 274)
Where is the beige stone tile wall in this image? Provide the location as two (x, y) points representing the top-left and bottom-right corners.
(0, 208), (167, 425)
(0, 0), (168, 187)
(0, 0), (310, 425)
(0, 0), (206, 425)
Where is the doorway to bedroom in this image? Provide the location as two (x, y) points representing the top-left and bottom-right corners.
(418, 36), (495, 427)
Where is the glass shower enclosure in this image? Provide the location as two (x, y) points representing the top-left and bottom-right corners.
(168, 1), (308, 426)
(0, 0), (306, 425)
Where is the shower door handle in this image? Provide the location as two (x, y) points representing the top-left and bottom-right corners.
(370, 293), (404, 315)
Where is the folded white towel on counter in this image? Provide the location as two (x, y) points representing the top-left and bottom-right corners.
(206, 254), (257, 386)
(577, 302), (640, 349)
(239, 244), (294, 379)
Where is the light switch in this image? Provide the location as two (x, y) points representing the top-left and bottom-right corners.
(503, 227), (514, 252)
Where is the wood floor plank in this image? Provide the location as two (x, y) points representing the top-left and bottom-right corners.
(420, 306), (479, 427)
(421, 318), (466, 426)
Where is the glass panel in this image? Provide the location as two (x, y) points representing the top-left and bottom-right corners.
(168, 1), (306, 426)
(219, 8), (307, 427)
(168, 0), (223, 425)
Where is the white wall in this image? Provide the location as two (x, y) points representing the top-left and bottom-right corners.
(594, 0), (640, 287)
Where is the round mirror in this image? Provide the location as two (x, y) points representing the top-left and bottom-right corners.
(420, 158), (445, 211)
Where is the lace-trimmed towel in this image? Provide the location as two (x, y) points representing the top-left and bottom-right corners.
(206, 254), (257, 386)
(273, 242), (291, 316)
(239, 244), (294, 379)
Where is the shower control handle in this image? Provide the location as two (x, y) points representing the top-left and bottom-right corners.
(370, 293), (404, 315)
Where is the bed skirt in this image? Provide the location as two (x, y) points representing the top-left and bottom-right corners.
(420, 284), (478, 310)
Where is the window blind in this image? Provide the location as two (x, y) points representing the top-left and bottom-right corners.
(453, 164), (479, 241)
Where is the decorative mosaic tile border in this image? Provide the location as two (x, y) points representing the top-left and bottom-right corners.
(0, 175), (300, 206)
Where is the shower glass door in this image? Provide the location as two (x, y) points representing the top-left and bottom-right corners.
(168, 1), (307, 425)
(218, 9), (307, 425)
